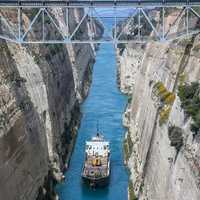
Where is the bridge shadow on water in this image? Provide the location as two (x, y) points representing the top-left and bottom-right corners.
(56, 43), (128, 200)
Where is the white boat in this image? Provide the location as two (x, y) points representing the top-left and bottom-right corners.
(81, 133), (110, 187)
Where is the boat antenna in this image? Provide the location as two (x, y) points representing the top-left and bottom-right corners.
(97, 121), (99, 135)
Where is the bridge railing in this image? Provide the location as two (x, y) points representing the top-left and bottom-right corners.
(1, 1), (200, 7)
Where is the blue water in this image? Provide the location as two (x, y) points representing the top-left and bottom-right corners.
(56, 44), (128, 200)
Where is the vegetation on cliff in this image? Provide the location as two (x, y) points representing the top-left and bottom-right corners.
(153, 81), (176, 125)
(128, 180), (138, 200)
(168, 126), (183, 152)
(124, 131), (133, 164)
(178, 82), (200, 136)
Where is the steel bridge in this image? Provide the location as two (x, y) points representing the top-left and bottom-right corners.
(0, 1), (200, 44)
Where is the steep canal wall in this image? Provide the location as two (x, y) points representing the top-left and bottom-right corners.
(0, 8), (103, 200)
(117, 11), (200, 200)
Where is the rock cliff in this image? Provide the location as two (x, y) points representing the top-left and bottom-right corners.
(0, 7), (102, 200)
(117, 11), (200, 200)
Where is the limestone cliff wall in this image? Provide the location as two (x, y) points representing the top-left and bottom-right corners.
(117, 17), (200, 200)
(0, 7), (102, 200)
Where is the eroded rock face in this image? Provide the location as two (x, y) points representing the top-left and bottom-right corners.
(0, 7), (103, 200)
(117, 15), (200, 200)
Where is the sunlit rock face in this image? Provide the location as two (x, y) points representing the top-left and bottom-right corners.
(117, 10), (200, 200)
(0, 7), (103, 200)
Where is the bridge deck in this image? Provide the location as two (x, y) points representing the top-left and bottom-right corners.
(1, 0), (200, 8)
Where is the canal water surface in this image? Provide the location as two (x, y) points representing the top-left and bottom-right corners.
(56, 44), (128, 200)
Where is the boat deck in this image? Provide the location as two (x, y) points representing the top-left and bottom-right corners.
(82, 155), (109, 178)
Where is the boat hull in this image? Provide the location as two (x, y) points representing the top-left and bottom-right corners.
(82, 175), (110, 187)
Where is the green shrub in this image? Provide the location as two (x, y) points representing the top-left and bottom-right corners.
(191, 111), (200, 134)
(178, 82), (200, 136)
(179, 73), (186, 86)
(178, 82), (199, 100)
(123, 132), (133, 163)
(129, 180), (137, 200)
(127, 131), (133, 154)
(164, 93), (176, 105)
(153, 82), (176, 125)
(159, 105), (171, 125)
(160, 91), (171, 101)
(123, 141), (129, 163)
(128, 96), (132, 104)
(168, 126), (183, 152)
(153, 82), (176, 105)
(155, 82), (167, 96)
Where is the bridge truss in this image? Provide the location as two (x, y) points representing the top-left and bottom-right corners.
(0, 1), (200, 44)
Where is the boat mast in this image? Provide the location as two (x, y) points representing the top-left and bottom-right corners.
(97, 121), (99, 136)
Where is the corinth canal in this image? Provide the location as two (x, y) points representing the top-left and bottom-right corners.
(56, 43), (128, 200)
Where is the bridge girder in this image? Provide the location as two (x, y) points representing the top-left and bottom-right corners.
(0, 1), (200, 44)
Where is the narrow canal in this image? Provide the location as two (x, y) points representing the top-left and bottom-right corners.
(56, 44), (128, 200)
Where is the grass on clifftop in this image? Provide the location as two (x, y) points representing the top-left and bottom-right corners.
(178, 82), (200, 136)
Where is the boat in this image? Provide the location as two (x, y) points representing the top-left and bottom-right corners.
(81, 132), (110, 187)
